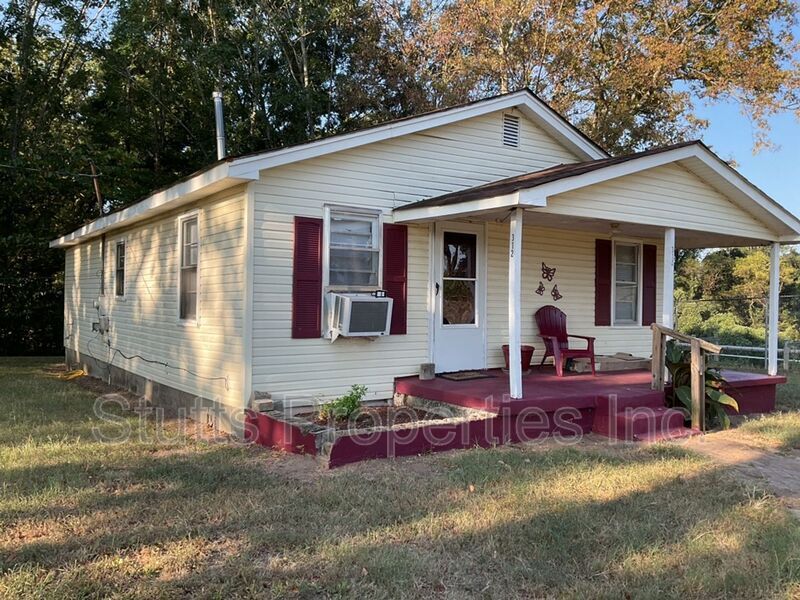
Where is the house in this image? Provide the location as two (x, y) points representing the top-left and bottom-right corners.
(50, 89), (800, 436)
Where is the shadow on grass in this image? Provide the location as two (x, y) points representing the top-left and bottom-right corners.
(3, 442), (800, 598)
(2, 358), (800, 597)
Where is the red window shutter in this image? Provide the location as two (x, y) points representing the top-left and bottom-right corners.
(382, 223), (408, 335)
(595, 239), (612, 326)
(292, 217), (323, 339)
(642, 244), (657, 326)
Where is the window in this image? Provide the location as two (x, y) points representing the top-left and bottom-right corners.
(115, 241), (125, 297)
(614, 242), (640, 324)
(179, 215), (199, 321)
(327, 208), (380, 288)
(442, 231), (477, 325)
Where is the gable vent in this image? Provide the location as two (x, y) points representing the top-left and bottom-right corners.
(502, 113), (520, 147)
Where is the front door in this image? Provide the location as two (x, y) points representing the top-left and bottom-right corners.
(433, 222), (486, 372)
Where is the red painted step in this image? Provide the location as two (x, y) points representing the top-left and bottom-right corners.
(595, 390), (666, 412)
(593, 405), (687, 441)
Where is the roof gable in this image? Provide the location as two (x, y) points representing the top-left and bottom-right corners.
(51, 89), (607, 247)
(226, 90), (606, 180)
(394, 141), (800, 241)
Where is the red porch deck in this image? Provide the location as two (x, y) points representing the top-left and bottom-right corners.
(394, 367), (785, 416)
(245, 368), (785, 468)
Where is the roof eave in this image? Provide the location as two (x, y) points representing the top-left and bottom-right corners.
(51, 89), (609, 248)
(50, 163), (255, 248)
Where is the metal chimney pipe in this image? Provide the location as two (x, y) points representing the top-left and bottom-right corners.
(212, 91), (226, 160)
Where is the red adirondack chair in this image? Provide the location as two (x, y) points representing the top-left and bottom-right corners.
(534, 305), (596, 377)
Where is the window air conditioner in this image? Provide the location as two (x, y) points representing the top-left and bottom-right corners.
(328, 293), (393, 339)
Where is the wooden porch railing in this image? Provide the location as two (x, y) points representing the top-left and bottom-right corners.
(650, 324), (722, 431)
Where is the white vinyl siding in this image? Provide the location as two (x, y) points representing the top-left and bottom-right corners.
(252, 110), (580, 405)
(63, 185), (247, 409)
(543, 162), (775, 240)
(64, 240), (102, 354)
(486, 224), (663, 368)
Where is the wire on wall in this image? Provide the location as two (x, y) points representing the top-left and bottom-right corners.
(108, 345), (230, 390)
(85, 305), (230, 391)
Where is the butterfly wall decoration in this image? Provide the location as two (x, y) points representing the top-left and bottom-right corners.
(535, 281), (546, 296)
(541, 262), (556, 281)
(551, 285), (563, 301)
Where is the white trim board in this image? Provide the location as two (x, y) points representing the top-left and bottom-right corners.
(51, 165), (250, 248)
(51, 94), (800, 248)
(241, 182), (256, 408)
(227, 91), (607, 178)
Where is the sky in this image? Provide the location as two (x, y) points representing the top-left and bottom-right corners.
(695, 101), (800, 216)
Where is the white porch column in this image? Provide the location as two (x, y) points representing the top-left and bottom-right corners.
(662, 228), (676, 329)
(768, 241), (781, 376)
(508, 208), (524, 399)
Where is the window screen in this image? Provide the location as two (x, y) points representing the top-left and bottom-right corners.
(115, 241), (125, 297)
(614, 243), (639, 324)
(180, 217), (198, 320)
(328, 210), (380, 287)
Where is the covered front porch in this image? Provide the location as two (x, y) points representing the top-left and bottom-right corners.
(393, 141), (797, 401)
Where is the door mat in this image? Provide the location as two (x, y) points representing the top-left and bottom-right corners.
(438, 371), (496, 381)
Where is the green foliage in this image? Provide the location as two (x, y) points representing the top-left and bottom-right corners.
(665, 341), (739, 430)
(675, 247), (800, 347)
(317, 384), (367, 421)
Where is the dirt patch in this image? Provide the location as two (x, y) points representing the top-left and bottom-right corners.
(682, 433), (800, 518)
(247, 447), (328, 482)
(299, 406), (447, 431)
(46, 362), (138, 400)
(72, 374), (138, 399)
(54, 366), (243, 445)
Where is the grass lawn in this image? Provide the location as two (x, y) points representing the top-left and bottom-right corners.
(700, 358), (800, 450)
(2, 357), (800, 598)
(776, 369), (800, 413)
(734, 411), (800, 451)
(718, 368), (800, 451)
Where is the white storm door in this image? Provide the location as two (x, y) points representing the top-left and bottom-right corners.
(433, 223), (486, 372)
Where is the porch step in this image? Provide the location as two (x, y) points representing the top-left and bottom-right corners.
(595, 390), (666, 412)
(593, 406), (687, 441)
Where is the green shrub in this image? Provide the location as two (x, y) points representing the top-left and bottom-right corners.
(318, 384), (367, 421)
(665, 341), (739, 429)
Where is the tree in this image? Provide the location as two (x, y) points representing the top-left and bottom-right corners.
(429, 0), (800, 153)
(2, 0), (799, 354)
(0, 0), (110, 354)
(675, 247), (800, 345)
